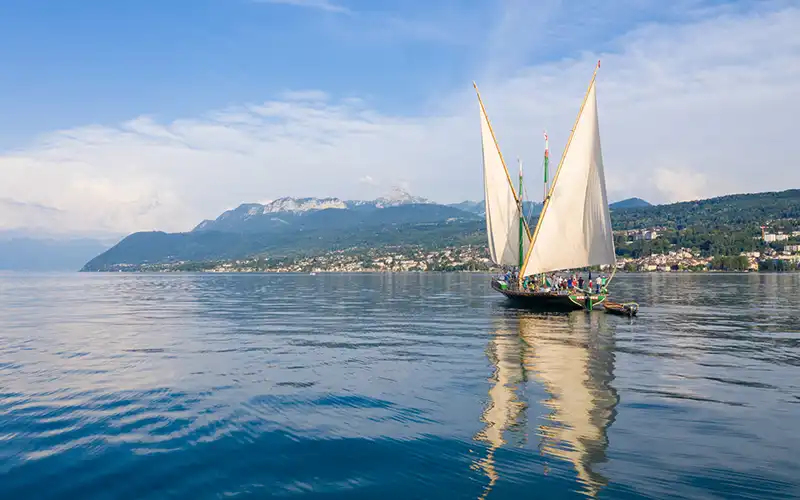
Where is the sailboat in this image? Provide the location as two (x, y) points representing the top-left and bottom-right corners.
(474, 62), (617, 311)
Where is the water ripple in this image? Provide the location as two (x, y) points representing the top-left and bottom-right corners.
(0, 272), (799, 499)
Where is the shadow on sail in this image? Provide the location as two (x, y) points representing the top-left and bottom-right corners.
(473, 312), (618, 499)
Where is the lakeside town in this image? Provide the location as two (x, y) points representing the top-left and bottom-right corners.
(106, 225), (800, 273)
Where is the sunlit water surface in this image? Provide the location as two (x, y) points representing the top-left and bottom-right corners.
(1, 272), (799, 499)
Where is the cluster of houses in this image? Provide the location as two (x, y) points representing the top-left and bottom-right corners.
(615, 248), (712, 272)
(616, 227), (664, 242)
(761, 230), (800, 243)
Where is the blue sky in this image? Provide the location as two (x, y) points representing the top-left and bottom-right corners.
(1, 0), (798, 234)
(0, 0), (769, 138)
(1, 0), (480, 139)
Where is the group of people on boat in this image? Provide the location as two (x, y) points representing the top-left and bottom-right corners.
(500, 270), (609, 295)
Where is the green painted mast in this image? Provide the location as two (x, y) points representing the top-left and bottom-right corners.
(541, 131), (549, 287)
(518, 158), (524, 272)
(543, 131), (549, 204)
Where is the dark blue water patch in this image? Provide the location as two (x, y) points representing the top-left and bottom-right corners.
(2, 432), (599, 500)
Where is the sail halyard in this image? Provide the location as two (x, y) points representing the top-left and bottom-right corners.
(474, 82), (532, 267)
(519, 62), (616, 279)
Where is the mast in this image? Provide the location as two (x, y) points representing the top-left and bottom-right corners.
(541, 132), (549, 286)
(543, 131), (549, 203)
(518, 158), (524, 271)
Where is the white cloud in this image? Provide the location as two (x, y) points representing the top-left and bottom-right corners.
(1, 4), (799, 234)
(358, 175), (378, 186)
(652, 167), (710, 203)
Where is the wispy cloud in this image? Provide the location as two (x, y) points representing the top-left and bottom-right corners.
(1, 4), (798, 233)
(254, 0), (350, 14)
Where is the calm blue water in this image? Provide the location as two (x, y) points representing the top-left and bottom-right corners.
(1, 272), (799, 499)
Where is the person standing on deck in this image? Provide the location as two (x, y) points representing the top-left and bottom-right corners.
(578, 275), (584, 289)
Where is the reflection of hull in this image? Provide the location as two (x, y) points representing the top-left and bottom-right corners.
(491, 280), (607, 312)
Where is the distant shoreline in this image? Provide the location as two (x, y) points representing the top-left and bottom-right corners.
(82, 268), (799, 274)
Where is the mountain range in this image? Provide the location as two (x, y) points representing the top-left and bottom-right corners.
(80, 188), (656, 271)
(0, 187), (659, 271)
(9, 186), (799, 272)
(190, 189), (648, 235)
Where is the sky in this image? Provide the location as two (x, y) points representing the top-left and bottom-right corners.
(1, 0), (799, 235)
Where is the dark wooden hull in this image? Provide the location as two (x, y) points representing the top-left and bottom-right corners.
(491, 280), (606, 312)
(603, 301), (639, 317)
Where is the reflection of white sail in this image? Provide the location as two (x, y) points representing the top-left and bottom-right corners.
(520, 313), (618, 498)
(473, 323), (527, 499)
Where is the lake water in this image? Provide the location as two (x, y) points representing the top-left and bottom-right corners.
(1, 272), (799, 499)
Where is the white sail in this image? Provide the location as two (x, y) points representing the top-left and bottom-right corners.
(475, 84), (531, 267)
(521, 77), (615, 277)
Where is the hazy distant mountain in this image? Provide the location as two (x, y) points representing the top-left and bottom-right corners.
(447, 201), (484, 215)
(0, 231), (114, 271)
(610, 197), (652, 209)
(455, 198), (651, 215)
(447, 200), (542, 218)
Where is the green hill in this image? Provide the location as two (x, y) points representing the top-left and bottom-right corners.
(82, 218), (486, 271)
(611, 189), (800, 259)
(609, 197), (651, 209)
(610, 189), (800, 230)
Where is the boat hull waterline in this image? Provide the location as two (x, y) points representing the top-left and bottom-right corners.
(491, 280), (607, 312)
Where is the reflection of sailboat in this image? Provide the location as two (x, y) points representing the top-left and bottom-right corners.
(521, 313), (618, 498)
(475, 62), (617, 311)
(473, 312), (618, 498)
(473, 321), (527, 500)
